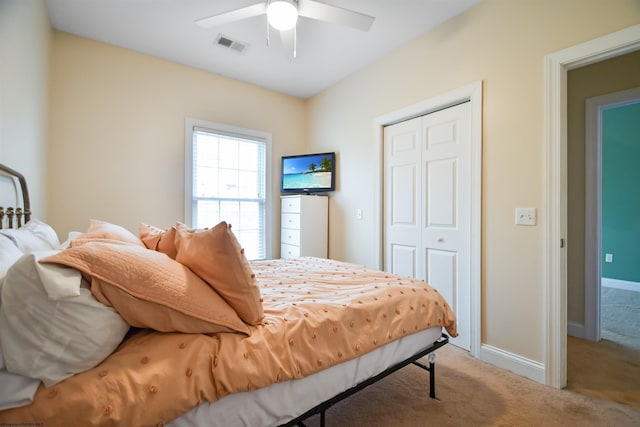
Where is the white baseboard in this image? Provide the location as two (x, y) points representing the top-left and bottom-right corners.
(601, 278), (640, 292)
(479, 344), (545, 384)
(567, 321), (585, 339)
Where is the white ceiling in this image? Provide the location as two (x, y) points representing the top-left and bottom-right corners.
(44, 0), (481, 99)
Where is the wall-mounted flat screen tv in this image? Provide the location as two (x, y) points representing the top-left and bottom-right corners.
(281, 152), (336, 194)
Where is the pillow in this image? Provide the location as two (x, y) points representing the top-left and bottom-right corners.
(139, 223), (177, 259)
(175, 221), (264, 325)
(71, 219), (143, 247)
(41, 242), (250, 335)
(0, 218), (60, 252)
(0, 368), (40, 410)
(0, 251), (130, 387)
(0, 235), (24, 305)
(59, 230), (83, 249)
(0, 235), (23, 279)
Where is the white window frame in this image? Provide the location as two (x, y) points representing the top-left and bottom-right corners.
(184, 117), (272, 260)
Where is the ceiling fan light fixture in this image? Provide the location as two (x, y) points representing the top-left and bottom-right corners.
(267, 0), (298, 31)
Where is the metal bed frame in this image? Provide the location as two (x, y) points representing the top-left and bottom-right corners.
(0, 163), (31, 229)
(281, 334), (449, 427)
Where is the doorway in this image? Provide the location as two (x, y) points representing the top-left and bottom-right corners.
(584, 88), (640, 348)
(544, 24), (640, 388)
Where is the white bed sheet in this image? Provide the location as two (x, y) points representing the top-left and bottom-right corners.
(168, 326), (443, 427)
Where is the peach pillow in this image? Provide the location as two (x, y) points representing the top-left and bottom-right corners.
(72, 219), (143, 247)
(40, 242), (249, 335)
(175, 222), (264, 325)
(139, 223), (177, 259)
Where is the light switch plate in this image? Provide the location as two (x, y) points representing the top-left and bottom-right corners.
(515, 208), (536, 226)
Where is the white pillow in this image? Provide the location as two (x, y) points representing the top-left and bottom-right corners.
(0, 251), (130, 386)
(0, 235), (23, 279)
(0, 235), (24, 305)
(0, 349), (40, 410)
(59, 230), (83, 249)
(0, 218), (60, 252)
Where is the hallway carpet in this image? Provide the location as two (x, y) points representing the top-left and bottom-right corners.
(601, 286), (640, 351)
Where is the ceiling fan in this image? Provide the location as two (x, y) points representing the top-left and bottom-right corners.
(195, 0), (375, 58)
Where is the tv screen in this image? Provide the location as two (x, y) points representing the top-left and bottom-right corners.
(281, 152), (336, 194)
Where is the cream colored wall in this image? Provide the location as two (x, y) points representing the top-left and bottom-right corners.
(306, 0), (640, 362)
(0, 0), (50, 218)
(47, 32), (306, 257)
(566, 50), (640, 327)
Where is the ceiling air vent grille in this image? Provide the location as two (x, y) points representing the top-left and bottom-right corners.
(215, 34), (248, 54)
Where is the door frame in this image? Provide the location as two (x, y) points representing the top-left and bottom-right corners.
(544, 24), (640, 388)
(372, 81), (482, 358)
(584, 87), (640, 342)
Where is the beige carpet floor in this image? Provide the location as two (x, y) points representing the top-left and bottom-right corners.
(567, 335), (640, 409)
(302, 343), (640, 426)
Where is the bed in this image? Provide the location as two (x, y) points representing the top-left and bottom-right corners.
(0, 162), (457, 426)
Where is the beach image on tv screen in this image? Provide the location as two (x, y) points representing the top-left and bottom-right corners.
(282, 154), (332, 189)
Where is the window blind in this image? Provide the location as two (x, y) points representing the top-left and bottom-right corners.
(191, 128), (267, 260)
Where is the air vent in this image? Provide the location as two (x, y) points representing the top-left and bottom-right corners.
(215, 34), (248, 54)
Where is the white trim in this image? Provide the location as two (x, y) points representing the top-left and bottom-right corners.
(184, 117), (273, 259)
(602, 278), (640, 292)
(584, 93), (604, 342)
(588, 89), (640, 110)
(373, 81), (483, 358)
(567, 321), (586, 339)
(479, 344), (545, 384)
(584, 87), (640, 342)
(544, 24), (640, 388)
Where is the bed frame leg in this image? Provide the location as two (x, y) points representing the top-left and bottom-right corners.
(428, 353), (436, 399)
(411, 350), (439, 399)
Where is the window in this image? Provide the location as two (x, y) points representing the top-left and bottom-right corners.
(185, 118), (271, 260)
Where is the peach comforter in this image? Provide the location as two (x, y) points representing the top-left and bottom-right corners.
(0, 257), (457, 426)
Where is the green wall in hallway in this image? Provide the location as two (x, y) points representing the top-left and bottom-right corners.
(602, 101), (640, 282)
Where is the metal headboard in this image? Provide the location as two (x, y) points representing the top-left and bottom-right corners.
(0, 163), (31, 229)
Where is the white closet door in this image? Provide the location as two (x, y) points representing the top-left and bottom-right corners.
(384, 102), (472, 350)
(384, 116), (423, 279)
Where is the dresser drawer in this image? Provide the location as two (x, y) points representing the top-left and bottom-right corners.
(281, 228), (300, 246)
(281, 213), (300, 229)
(281, 243), (300, 259)
(281, 196), (301, 213)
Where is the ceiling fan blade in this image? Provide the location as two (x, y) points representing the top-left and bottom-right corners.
(195, 2), (267, 28)
(298, 0), (375, 31)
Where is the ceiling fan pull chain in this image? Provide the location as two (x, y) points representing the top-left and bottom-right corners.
(266, 0), (271, 46)
(293, 25), (297, 59)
